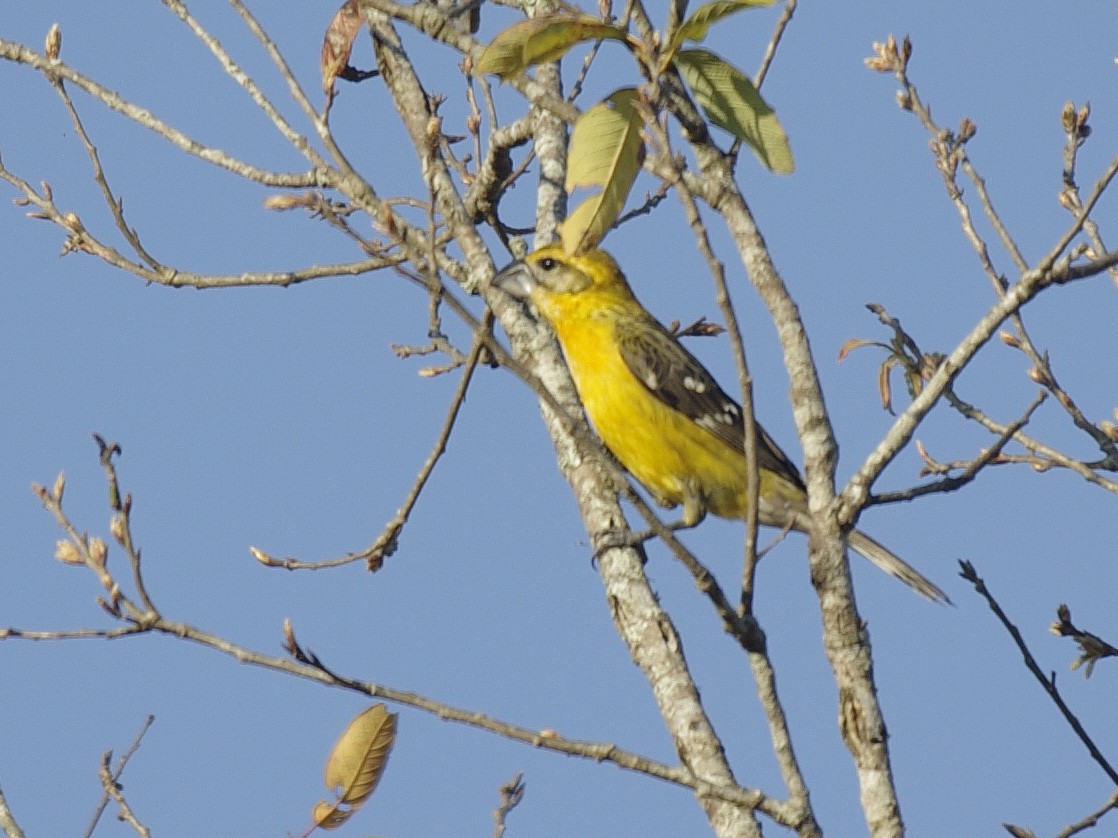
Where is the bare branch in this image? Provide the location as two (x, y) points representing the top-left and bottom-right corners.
(258, 321), (490, 571)
(1, 154), (407, 288)
(854, 41), (1118, 525)
(98, 751), (151, 838)
(82, 716), (156, 838)
(0, 38), (326, 187)
(1055, 789), (1118, 838)
(839, 247), (1112, 525)
(492, 774), (525, 838)
(0, 783), (27, 838)
(868, 392), (1047, 506)
(159, 0), (324, 165)
(959, 561), (1118, 787)
(226, 0), (324, 128)
(754, 0), (797, 90)
(942, 385), (1118, 493)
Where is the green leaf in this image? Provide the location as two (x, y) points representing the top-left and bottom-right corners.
(566, 88), (644, 190)
(561, 89), (646, 253)
(668, 0), (777, 54)
(674, 48), (793, 173)
(474, 15), (629, 80)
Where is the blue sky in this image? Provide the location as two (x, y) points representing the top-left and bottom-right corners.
(3, 2), (1118, 836)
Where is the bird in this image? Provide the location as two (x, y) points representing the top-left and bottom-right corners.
(493, 244), (948, 602)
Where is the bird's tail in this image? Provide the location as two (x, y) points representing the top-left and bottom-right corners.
(848, 529), (950, 604)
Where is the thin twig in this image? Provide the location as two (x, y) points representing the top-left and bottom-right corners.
(2, 154), (408, 288)
(82, 716), (156, 838)
(941, 385), (1118, 492)
(0, 39), (323, 187)
(839, 236), (1114, 524)
(226, 0), (324, 129)
(849, 38), (1118, 521)
(1055, 789), (1118, 838)
(621, 487), (766, 653)
(161, 0), (321, 165)
(257, 323), (489, 572)
(959, 560), (1118, 786)
(886, 55), (1118, 464)
(227, 0), (459, 281)
(868, 392), (1046, 506)
(1058, 102), (1118, 290)
(0, 626), (146, 641)
(754, 0), (796, 90)
(94, 435), (158, 615)
(492, 773), (526, 838)
(47, 75), (162, 271)
(98, 751), (151, 838)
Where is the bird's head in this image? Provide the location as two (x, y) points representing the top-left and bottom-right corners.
(492, 245), (636, 324)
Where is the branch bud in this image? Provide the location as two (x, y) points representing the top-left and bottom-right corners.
(263, 193), (306, 211)
(55, 539), (83, 565)
(88, 536), (108, 570)
(1061, 100), (1077, 134)
(1077, 101), (1091, 130)
(865, 36), (899, 73)
(45, 23), (61, 61)
(1057, 189), (1079, 212)
(110, 513), (127, 543)
(250, 546), (278, 566)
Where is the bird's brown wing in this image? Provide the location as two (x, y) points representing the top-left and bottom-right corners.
(615, 317), (806, 491)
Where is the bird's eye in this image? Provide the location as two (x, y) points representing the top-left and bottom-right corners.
(538, 257), (558, 271)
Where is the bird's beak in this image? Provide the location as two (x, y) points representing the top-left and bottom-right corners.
(492, 260), (535, 299)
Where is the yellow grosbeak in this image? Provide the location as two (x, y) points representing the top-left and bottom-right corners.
(494, 244), (947, 602)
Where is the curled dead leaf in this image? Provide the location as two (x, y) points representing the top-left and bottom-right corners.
(836, 337), (877, 363)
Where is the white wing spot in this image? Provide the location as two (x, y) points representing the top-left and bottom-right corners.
(683, 376), (706, 393)
(642, 370), (659, 389)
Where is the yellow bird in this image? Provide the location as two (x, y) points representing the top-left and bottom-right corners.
(494, 244), (947, 602)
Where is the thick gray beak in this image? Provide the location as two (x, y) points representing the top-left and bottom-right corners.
(492, 260), (535, 299)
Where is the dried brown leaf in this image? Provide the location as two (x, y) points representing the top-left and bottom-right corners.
(836, 337), (876, 363)
(312, 704), (399, 830)
(879, 355), (898, 414)
(321, 0), (364, 95)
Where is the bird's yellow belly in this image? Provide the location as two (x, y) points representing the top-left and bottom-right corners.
(563, 333), (747, 519)
(557, 318), (808, 524)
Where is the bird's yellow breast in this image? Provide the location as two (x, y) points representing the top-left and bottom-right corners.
(550, 307), (757, 519)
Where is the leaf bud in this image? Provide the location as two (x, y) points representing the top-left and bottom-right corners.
(110, 513), (127, 543)
(88, 536), (108, 570)
(55, 539), (83, 565)
(45, 23), (61, 61)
